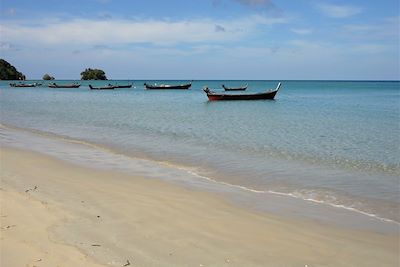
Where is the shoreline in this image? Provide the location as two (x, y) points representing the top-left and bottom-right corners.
(1, 123), (399, 232)
(1, 146), (399, 266)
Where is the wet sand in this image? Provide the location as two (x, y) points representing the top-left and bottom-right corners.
(1, 147), (398, 267)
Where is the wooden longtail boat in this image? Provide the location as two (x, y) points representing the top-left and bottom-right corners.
(204, 82), (281, 101)
(222, 84), (248, 91)
(88, 84), (115, 90)
(144, 81), (192, 90)
(48, 83), (81, 88)
(112, 84), (133, 88)
(9, 83), (38, 88)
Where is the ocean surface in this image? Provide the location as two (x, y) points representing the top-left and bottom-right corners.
(1, 80), (399, 228)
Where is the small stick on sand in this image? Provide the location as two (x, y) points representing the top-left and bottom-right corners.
(91, 244), (101, 247)
(123, 259), (131, 266)
(2, 224), (16, 230)
(25, 186), (38, 193)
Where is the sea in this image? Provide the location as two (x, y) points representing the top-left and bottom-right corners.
(1, 80), (399, 232)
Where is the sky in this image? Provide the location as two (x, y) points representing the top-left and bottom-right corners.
(0, 0), (399, 80)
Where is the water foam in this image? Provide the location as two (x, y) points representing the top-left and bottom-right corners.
(1, 123), (398, 225)
(162, 159), (399, 224)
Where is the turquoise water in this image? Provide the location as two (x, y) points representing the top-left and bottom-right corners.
(1, 80), (399, 223)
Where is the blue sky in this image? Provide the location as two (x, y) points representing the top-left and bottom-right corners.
(0, 0), (399, 80)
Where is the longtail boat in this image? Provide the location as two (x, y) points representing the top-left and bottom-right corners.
(204, 82), (281, 101)
(88, 84), (115, 90)
(222, 84), (248, 91)
(112, 84), (133, 88)
(9, 83), (38, 88)
(48, 83), (81, 88)
(144, 81), (192, 90)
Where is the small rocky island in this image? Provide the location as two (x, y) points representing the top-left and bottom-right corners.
(80, 68), (107, 80)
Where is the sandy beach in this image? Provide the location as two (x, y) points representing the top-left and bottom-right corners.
(1, 146), (399, 267)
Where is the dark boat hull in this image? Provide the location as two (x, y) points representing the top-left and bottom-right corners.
(89, 85), (115, 90)
(48, 83), (80, 88)
(10, 83), (37, 88)
(144, 82), (192, 90)
(114, 84), (132, 88)
(204, 82), (281, 101)
(206, 91), (277, 101)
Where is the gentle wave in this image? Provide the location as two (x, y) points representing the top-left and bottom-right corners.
(1, 123), (398, 225)
(265, 191), (399, 224)
(183, 168), (399, 224)
(123, 141), (400, 224)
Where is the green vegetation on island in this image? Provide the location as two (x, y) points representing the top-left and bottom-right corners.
(0, 59), (26, 80)
(42, 73), (55, 80)
(80, 68), (107, 80)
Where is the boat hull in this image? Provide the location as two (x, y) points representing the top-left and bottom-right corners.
(48, 84), (80, 88)
(10, 83), (37, 88)
(114, 85), (132, 88)
(88, 85), (115, 90)
(204, 82), (281, 101)
(144, 83), (192, 90)
(206, 90), (278, 101)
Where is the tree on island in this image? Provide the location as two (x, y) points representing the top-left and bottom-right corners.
(42, 73), (55, 80)
(0, 59), (26, 80)
(80, 68), (107, 80)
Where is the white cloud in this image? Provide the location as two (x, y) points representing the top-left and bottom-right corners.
(234, 0), (273, 7)
(351, 44), (389, 54)
(1, 15), (288, 47)
(290, 28), (313, 35)
(6, 36), (398, 80)
(5, 8), (16, 16)
(0, 42), (12, 50)
(286, 39), (394, 61)
(316, 3), (363, 18)
(342, 17), (399, 41)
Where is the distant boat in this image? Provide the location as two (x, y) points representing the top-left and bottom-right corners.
(48, 83), (81, 88)
(222, 84), (248, 91)
(9, 83), (38, 88)
(112, 84), (133, 88)
(144, 81), (192, 90)
(88, 84), (115, 90)
(204, 82), (281, 101)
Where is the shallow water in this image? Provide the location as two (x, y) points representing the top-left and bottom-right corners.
(1, 80), (399, 223)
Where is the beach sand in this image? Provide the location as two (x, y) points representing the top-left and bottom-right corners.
(1, 147), (398, 267)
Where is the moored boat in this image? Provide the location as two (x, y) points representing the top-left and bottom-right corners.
(9, 83), (38, 88)
(222, 84), (248, 91)
(48, 83), (81, 88)
(144, 81), (192, 90)
(112, 84), (133, 88)
(204, 82), (281, 101)
(88, 84), (115, 90)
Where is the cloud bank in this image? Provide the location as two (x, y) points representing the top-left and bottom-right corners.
(316, 3), (363, 18)
(234, 0), (273, 7)
(1, 15), (288, 47)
